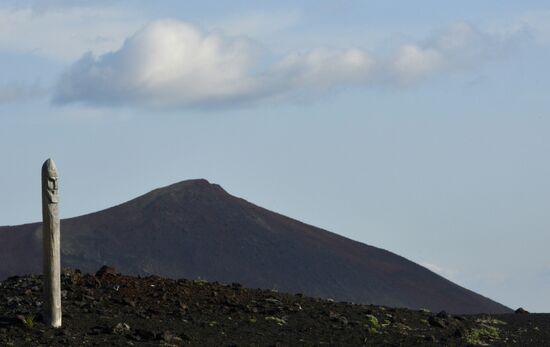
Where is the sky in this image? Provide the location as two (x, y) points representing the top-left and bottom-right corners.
(1, 0), (549, 312)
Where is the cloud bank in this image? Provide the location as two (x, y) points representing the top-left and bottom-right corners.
(53, 20), (523, 109)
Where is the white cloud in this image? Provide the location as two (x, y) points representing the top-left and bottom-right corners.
(54, 20), (266, 108)
(53, 20), (526, 109)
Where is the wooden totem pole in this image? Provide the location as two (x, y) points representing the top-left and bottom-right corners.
(41, 158), (62, 328)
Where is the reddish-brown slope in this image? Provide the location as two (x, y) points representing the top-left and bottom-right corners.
(0, 179), (511, 314)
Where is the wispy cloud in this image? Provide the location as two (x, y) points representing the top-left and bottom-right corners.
(0, 4), (143, 62)
(389, 22), (526, 85)
(211, 11), (300, 38)
(419, 262), (459, 282)
(0, 83), (47, 104)
(52, 19), (527, 109)
(4, 0), (120, 13)
(518, 10), (550, 45)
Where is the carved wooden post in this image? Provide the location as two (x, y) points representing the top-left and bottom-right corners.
(41, 158), (62, 328)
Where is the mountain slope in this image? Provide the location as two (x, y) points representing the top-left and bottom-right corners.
(0, 179), (511, 314)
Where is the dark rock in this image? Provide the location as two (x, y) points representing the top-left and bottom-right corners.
(424, 335), (436, 342)
(35, 312), (44, 322)
(96, 265), (116, 277)
(338, 316), (349, 325)
(264, 298), (283, 305)
(162, 330), (183, 344)
(89, 326), (109, 335)
(134, 328), (157, 340)
(122, 297), (136, 307)
(427, 316), (446, 328)
(112, 322), (131, 335)
(436, 310), (449, 318)
(14, 315), (26, 326)
(60, 328), (71, 336)
(515, 307), (529, 314)
(453, 327), (465, 338)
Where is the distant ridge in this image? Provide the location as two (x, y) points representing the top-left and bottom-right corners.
(0, 179), (511, 314)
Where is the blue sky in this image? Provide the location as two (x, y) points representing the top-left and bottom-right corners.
(1, 0), (549, 312)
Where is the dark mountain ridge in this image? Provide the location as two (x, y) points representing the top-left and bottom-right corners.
(0, 179), (511, 314)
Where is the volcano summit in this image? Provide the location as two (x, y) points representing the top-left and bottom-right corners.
(0, 179), (510, 314)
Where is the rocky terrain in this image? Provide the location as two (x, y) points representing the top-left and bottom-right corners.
(0, 268), (547, 346)
(0, 179), (510, 314)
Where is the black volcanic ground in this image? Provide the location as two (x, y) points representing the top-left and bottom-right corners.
(0, 179), (510, 314)
(1, 269), (547, 346)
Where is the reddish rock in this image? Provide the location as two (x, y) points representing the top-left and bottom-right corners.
(95, 266), (116, 277)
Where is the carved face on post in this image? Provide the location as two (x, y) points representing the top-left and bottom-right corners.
(42, 159), (59, 204)
(46, 176), (59, 204)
